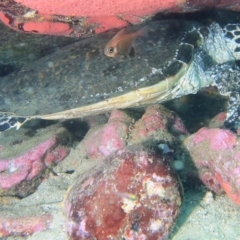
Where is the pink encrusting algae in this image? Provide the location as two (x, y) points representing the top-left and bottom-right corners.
(184, 127), (240, 205)
(0, 214), (52, 237)
(0, 137), (69, 196)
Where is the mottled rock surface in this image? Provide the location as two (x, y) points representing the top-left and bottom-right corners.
(65, 145), (182, 240)
(0, 124), (69, 197)
(1, 1), (240, 36)
(184, 127), (240, 205)
(80, 105), (188, 160)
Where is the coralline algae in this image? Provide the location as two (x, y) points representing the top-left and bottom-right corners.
(184, 127), (240, 205)
(80, 105), (188, 160)
(0, 125), (69, 197)
(0, 214), (52, 237)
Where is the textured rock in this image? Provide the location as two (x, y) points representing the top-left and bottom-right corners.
(129, 105), (188, 145)
(184, 127), (240, 205)
(80, 109), (132, 159)
(64, 145), (182, 240)
(80, 105), (188, 160)
(208, 112), (227, 129)
(0, 214), (52, 237)
(1, 0), (240, 36)
(0, 124), (69, 197)
(0, 169), (72, 239)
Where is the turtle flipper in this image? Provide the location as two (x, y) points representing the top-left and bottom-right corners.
(0, 116), (28, 132)
(219, 66), (240, 130)
(208, 62), (240, 130)
(223, 23), (240, 60)
(224, 91), (240, 130)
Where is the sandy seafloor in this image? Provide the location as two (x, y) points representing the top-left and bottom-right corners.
(170, 189), (240, 240)
(1, 141), (240, 240)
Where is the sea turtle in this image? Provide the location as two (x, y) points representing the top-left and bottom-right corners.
(1, 19), (240, 132)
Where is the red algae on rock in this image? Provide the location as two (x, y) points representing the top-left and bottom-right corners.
(192, 127), (236, 150)
(208, 112), (227, 129)
(184, 127), (240, 205)
(0, 214), (52, 237)
(0, 125), (69, 197)
(64, 145), (182, 240)
(80, 109), (132, 159)
(3, 0), (240, 36)
(129, 105), (187, 145)
(80, 105), (187, 160)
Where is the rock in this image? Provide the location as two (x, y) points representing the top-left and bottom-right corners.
(184, 127), (240, 205)
(0, 124), (69, 197)
(208, 112), (227, 129)
(129, 105), (188, 145)
(79, 105), (188, 160)
(0, 169), (73, 239)
(80, 109), (132, 159)
(64, 145), (183, 240)
(0, 214), (52, 237)
(191, 127), (236, 150)
(1, 1), (240, 36)
(217, 0), (240, 11)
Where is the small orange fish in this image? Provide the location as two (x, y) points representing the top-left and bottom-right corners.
(104, 26), (148, 58)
